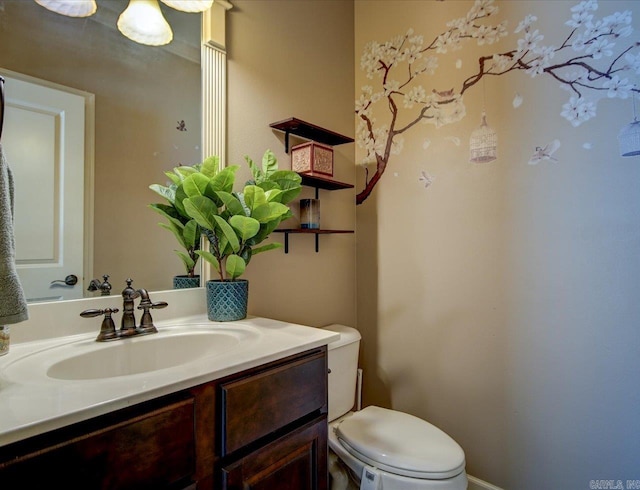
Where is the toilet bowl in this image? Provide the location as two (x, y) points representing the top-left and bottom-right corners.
(322, 325), (468, 490)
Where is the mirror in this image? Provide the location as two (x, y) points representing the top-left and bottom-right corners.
(0, 0), (202, 301)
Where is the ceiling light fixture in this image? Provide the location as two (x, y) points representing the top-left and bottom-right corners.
(33, 0), (212, 46)
(34, 0), (97, 17)
(117, 0), (173, 46)
(160, 0), (213, 13)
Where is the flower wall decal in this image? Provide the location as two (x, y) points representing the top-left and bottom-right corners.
(355, 0), (640, 204)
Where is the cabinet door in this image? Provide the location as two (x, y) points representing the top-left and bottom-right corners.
(0, 397), (196, 489)
(220, 416), (327, 490)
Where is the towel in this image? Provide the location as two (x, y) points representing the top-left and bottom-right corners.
(0, 144), (28, 324)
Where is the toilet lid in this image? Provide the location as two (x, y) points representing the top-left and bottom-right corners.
(335, 406), (465, 480)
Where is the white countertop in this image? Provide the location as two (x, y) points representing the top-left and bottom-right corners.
(0, 314), (339, 448)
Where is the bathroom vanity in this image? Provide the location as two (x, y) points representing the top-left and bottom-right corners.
(0, 346), (327, 489)
(0, 290), (338, 489)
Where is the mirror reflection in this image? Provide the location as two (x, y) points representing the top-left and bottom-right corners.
(0, 0), (202, 302)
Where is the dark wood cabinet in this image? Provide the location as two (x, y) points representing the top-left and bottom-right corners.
(0, 347), (328, 490)
(220, 416), (327, 490)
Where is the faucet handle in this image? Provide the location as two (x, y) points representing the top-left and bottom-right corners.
(136, 296), (168, 335)
(80, 308), (120, 342)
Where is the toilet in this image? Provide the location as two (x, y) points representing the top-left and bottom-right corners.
(323, 324), (468, 490)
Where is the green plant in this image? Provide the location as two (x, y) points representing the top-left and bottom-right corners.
(149, 167), (203, 278)
(178, 150), (301, 281)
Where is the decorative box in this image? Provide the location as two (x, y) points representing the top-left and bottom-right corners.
(291, 141), (334, 177)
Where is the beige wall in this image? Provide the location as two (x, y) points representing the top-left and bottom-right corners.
(226, 0), (356, 328)
(356, 1), (640, 488)
(0, 1), (201, 293)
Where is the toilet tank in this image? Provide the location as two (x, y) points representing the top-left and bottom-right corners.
(321, 324), (361, 422)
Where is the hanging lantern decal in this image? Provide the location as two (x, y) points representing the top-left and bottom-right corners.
(469, 110), (498, 163)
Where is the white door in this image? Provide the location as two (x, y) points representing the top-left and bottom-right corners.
(2, 73), (89, 302)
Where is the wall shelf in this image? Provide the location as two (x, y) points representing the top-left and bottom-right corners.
(270, 117), (354, 253)
(274, 229), (354, 253)
(270, 117), (354, 153)
(299, 173), (353, 198)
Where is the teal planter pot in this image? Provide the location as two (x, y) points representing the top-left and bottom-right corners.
(206, 280), (248, 322)
(173, 275), (201, 289)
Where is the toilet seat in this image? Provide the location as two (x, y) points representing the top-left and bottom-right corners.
(335, 406), (466, 480)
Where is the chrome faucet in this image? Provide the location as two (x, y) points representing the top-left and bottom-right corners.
(80, 278), (167, 342)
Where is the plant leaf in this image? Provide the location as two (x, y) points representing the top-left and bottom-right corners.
(149, 184), (176, 205)
(251, 218), (281, 245)
(213, 215), (240, 252)
(159, 221), (187, 250)
(269, 170), (302, 186)
(196, 250), (221, 274)
(175, 250), (196, 274)
(252, 202), (289, 223)
(182, 173), (211, 199)
(216, 191), (246, 216)
(261, 149), (278, 179)
(149, 203), (180, 222)
(226, 254), (246, 280)
(229, 215), (260, 241)
(251, 242), (283, 255)
(243, 185), (267, 212)
(267, 170), (302, 204)
(245, 155), (264, 184)
(279, 186), (302, 205)
(183, 219), (200, 248)
(183, 196), (219, 230)
(200, 156), (221, 177)
(174, 184), (189, 216)
(164, 171), (182, 184)
(264, 189), (283, 203)
(175, 166), (198, 179)
(209, 165), (240, 193)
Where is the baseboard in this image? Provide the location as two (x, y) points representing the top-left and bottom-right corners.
(468, 474), (504, 490)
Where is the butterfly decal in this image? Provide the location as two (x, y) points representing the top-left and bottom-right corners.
(528, 139), (561, 165)
(419, 171), (434, 189)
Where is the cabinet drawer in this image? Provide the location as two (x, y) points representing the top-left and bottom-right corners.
(220, 349), (327, 455)
(0, 397), (196, 489)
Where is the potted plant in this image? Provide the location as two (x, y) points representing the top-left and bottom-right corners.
(178, 150), (301, 321)
(149, 166), (203, 289)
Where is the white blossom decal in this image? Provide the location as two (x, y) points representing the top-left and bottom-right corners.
(355, 0), (639, 205)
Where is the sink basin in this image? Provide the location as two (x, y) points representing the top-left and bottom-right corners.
(3, 325), (260, 382)
(48, 330), (244, 380)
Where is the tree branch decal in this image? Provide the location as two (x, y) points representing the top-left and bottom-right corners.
(355, 0), (640, 205)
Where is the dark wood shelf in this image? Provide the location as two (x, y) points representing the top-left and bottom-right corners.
(270, 117), (354, 152)
(275, 229), (354, 253)
(299, 173), (354, 192)
(275, 229), (354, 234)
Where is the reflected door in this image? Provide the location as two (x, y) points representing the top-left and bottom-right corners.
(2, 73), (90, 302)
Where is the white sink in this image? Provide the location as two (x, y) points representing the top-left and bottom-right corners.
(3, 324), (261, 382)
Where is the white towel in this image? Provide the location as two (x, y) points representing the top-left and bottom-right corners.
(0, 144), (28, 324)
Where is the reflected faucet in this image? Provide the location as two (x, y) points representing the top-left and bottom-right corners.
(87, 274), (112, 296)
